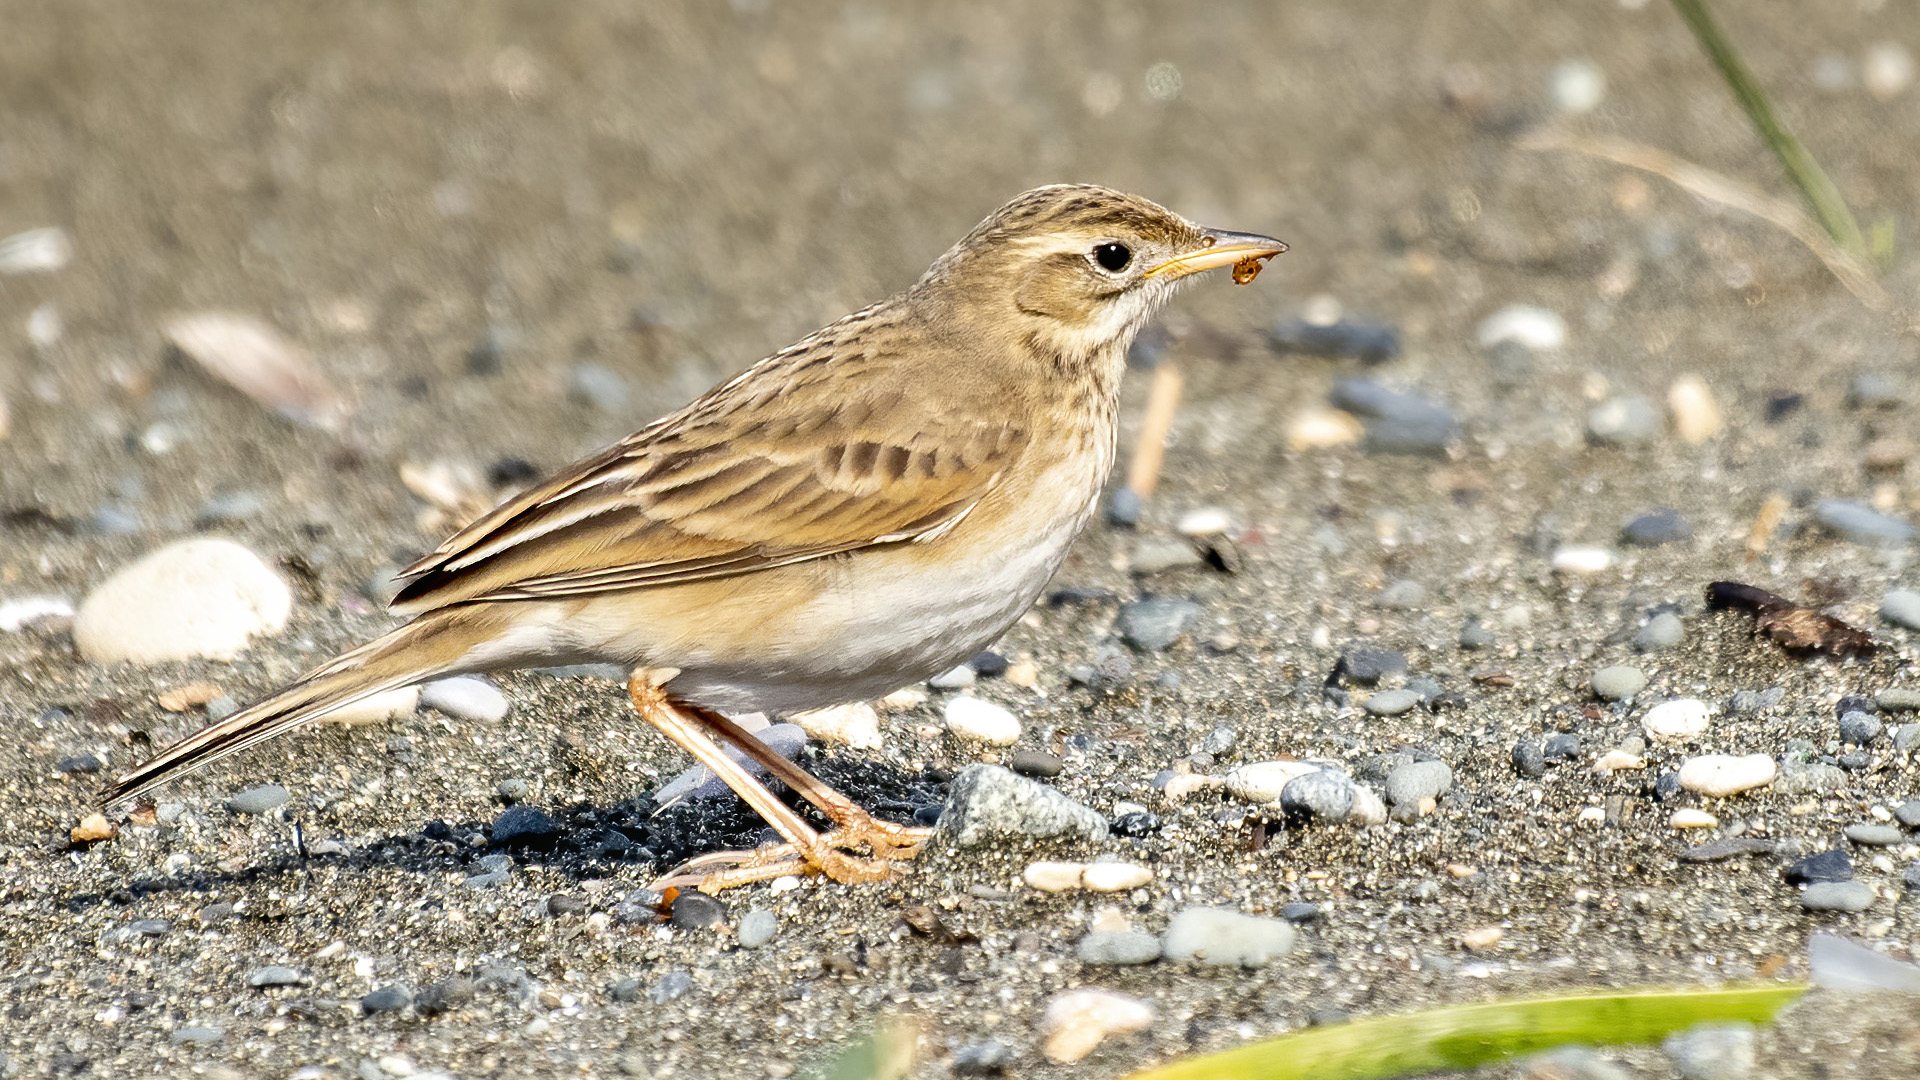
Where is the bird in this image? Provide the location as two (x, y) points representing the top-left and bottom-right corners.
(101, 184), (1286, 890)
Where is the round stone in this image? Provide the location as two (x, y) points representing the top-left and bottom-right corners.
(1634, 612), (1686, 652)
(1643, 698), (1711, 742)
(1677, 754), (1776, 797)
(225, 784), (290, 815)
(1117, 597), (1201, 652)
(1007, 749), (1064, 778)
(1384, 760), (1453, 807)
(1591, 666), (1648, 701)
(1814, 499), (1915, 547)
(1281, 770), (1355, 821)
(74, 538), (292, 663)
(1883, 589), (1920, 632)
(1586, 396), (1660, 446)
(1076, 930), (1162, 966)
(246, 965), (306, 988)
(736, 908), (778, 948)
(361, 985), (412, 1013)
(420, 677), (509, 723)
(490, 806), (560, 846)
(1845, 823), (1904, 847)
(1162, 906), (1296, 967)
(1363, 689), (1420, 716)
(668, 890), (727, 929)
(1840, 711), (1882, 744)
(944, 695), (1021, 745)
(1225, 760), (1320, 803)
(1622, 510), (1691, 546)
(1801, 881), (1876, 912)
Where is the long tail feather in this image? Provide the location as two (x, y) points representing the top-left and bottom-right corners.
(99, 606), (505, 806)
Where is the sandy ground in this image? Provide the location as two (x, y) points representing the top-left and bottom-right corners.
(4, 2), (1920, 1078)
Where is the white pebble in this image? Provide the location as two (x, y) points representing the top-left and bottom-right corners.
(1670, 808), (1719, 829)
(1081, 862), (1153, 892)
(74, 538), (291, 664)
(1577, 806), (1607, 827)
(27, 302), (62, 348)
(0, 226), (73, 275)
(1175, 507), (1232, 537)
(1550, 59), (1606, 114)
(1643, 698), (1711, 742)
(420, 676), (508, 723)
(789, 702), (882, 750)
(944, 695), (1021, 746)
(1678, 753), (1777, 797)
(1551, 545), (1616, 574)
(1023, 861), (1087, 893)
(321, 686), (419, 727)
(0, 595), (74, 632)
(1288, 409), (1364, 450)
(1593, 749), (1646, 774)
(1865, 42), (1915, 100)
(165, 312), (351, 432)
(1667, 374), (1723, 444)
(1477, 304), (1566, 351)
(1041, 988), (1156, 1063)
(1347, 784), (1388, 826)
(1161, 772), (1224, 802)
(1225, 760), (1320, 804)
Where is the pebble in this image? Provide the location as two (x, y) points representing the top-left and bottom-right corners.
(1586, 396), (1660, 446)
(323, 685), (420, 726)
(1385, 760), (1453, 807)
(1082, 861), (1153, 892)
(1130, 537), (1202, 574)
(1326, 377), (1458, 455)
(928, 663), (976, 689)
(1849, 371), (1904, 408)
(1008, 749), (1063, 778)
(1225, 760), (1320, 803)
(56, 754), (103, 774)
(1779, 761), (1848, 794)
(490, 806), (561, 846)
(1591, 665), (1648, 701)
(1550, 59), (1606, 114)
(1634, 611), (1687, 652)
(1280, 770), (1355, 821)
(1594, 749), (1645, 775)
(1202, 726), (1237, 756)
(1680, 837), (1777, 862)
(1339, 646), (1407, 685)
(1896, 800), (1920, 827)
(1116, 597), (1200, 651)
(1270, 317), (1401, 363)
(1908, 864), (1920, 891)
(1839, 711), (1881, 744)
(669, 890), (727, 929)
(1677, 754), (1776, 797)
(1880, 688), (1920, 712)
(1663, 1022), (1755, 1080)
(361, 985), (412, 1013)
(736, 909), (778, 948)
(941, 765), (1107, 847)
(0, 595), (74, 633)
(1477, 305), (1566, 351)
(1864, 41), (1916, 100)
(1287, 409), (1366, 450)
(1041, 988), (1155, 1063)
(74, 538), (292, 664)
(246, 966), (306, 988)
(1801, 881), (1876, 912)
(1786, 850), (1853, 885)
(167, 312), (351, 430)
(788, 701), (882, 750)
(1459, 617), (1495, 650)
(226, 784), (290, 815)
(1364, 689), (1421, 716)
(419, 677), (508, 723)
(1898, 724), (1920, 757)
(1622, 509), (1692, 546)
(1512, 741), (1547, 778)
(1670, 808), (1718, 829)
(1077, 930), (1163, 966)
(1643, 699), (1710, 742)
(944, 695), (1022, 746)
(1544, 733), (1582, 759)
(1883, 589), (1920, 631)
(1104, 486), (1143, 528)
(170, 1025), (224, 1045)
(1023, 861), (1087, 892)
(1814, 499), (1915, 547)
(1667, 374), (1723, 445)
(1347, 784), (1388, 826)
(649, 970), (692, 1003)
(1551, 545), (1616, 574)
(1524, 1047), (1634, 1080)
(1162, 906), (1297, 967)
(952, 1041), (1016, 1077)
(1375, 578), (1427, 609)
(1846, 823), (1904, 847)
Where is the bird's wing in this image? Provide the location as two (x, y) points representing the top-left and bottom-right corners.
(390, 341), (1028, 613)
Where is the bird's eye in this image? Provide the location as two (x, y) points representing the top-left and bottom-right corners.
(1093, 242), (1132, 273)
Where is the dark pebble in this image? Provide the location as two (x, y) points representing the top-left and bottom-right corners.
(668, 890), (728, 930)
(56, 754), (104, 774)
(488, 457), (541, 489)
(1110, 811), (1163, 837)
(1280, 770), (1354, 822)
(1654, 771), (1681, 801)
(1328, 377), (1458, 456)
(1784, 849), (1853, 885)
(414, 976), (476, 1016)
(1906, 864), (1920, 890)
(489, 806), (560, 847)
(1008, 750), (1064, 778)
(361, 985), (411, 1013)
(1840, 712), (1882, 744)
(951, 1040), (1016, 1076)
(1281, 902), (1322, 922)
(969, 650), (1010, 677)
(1269, 318), (1400, 364)
(547, 894), (588, 917)
(1838, 751), (1873, 771)
(466, 330), (508, 375)
(1621, 510), (1692, 546)
(1836, 694), (1878, 718)
(1202, 726), (1237, 757)
(1512, 740), (1547, 778)
(1543, 734), (1581, 760)
(1337, 646), (1408, 686)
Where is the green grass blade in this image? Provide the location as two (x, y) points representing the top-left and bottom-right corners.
(1668, 0), (1867, 258)
(1123, 983), (1806, 1080)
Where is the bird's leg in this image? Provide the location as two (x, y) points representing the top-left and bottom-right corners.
(677, 701), (932, 860)
(627, 672), (922, 891)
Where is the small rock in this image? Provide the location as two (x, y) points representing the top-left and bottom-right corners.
(55, 754), (104, 775)
(1643, 699), (1710, 742)
(1814, 499), (1915, 547)
(1347, 784), (1388, 826)
(1116, 597), (1201, 652)
(1104, 486), (1143, 528)
(170, 1025), (224, 1045)
(567, 363), (630, 413)
(1634, 611), (1687, 652)
(1008, 749), (1063, 778)
(1544, 733), (1582, 759)
(788, 701), (881, 750)
(736, 909), (778, 948)
(1023, 861), (1087, 893)
(1801, 881), (1876, 912)
(1846, 823), (1904, 847)
(1883, 589), (1920, 631)
(1459, 617), (1495, 650)
(166, 312), (350, 430)
(1512, 740), (1547, 778)
(1461, 925), (1504, 952)
(649, 970), (692, 1003)
(1840, 711), (1882, 745)
(1587, 396), (1661, 446)
(945, 695), (1022, 746)
(74, 538), (292, 664)
(490, 805), (560, 847)
(361, 985), (412, 1013)
(420, 677), (508, 723)
(1364, 688), (1421, 716)
(1477, 305), (1566, 351)
(1225, 760), (1320, 803)
(1076, 930), (1162, 966)
(941, 765), (1107, 848)
(1895, 800), (1920, 827)
(1082, 861), (1153, 892)
(1339, 646), (1407, 686)
(1385, 760), (1453, 807)
(1677, 754), (1776, 797)
(928, 663), (977, 689)
(1667, 374), (1723, 445)
(1679, 838), (1777, 863)
(1551, 545), (1616, 574)
(1622, 509), (1692, 546)
(1550, 59), (1606, 114)
(1375, 579), (1427, 609)
(656, 724), (808, 804)
(246, 966), (306, 989)
(1040, 988), (1155, 1063)
(951, 1041), (1016, 1077)
(1670, 808), (1718, 829)
(226, 784), (290, 815)
(668, 890), (727, 929)
(1849, 371), (1905, 408)
(1879, 688), (1920, 712)
(1162, 906), (1297, 967)
(1786, 849), (1853, 885)
(1864, 41), (1916, 100)
(1327, 378), (1458, 455)
(1594, 748), (1646, 775)
(1591, 665), (1648, 701)
(1663, 1022), (1755, 1080)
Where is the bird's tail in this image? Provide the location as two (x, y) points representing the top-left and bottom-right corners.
(98, 605), (509, 807)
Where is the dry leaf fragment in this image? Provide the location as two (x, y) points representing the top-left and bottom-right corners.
(72, 812), (118, 844)
(157, 682), (223, 712)
(165, 312), (351, 431)
(1706, 580), (1876, 659)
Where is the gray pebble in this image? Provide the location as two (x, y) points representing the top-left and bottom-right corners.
(195, 491), (266, 528)
(462, 871), (508, 889)
(1458, 617), (1494, 650)
(1162, 906), (1296, 967)
(414, 977), (475, 1016)
(1634, 611), (1686, 652)
(1007, 749), (1063, 778)
(1375, 579), (1427, 609)
(1131, 537), (1202, 574)
(496, 778), (531, 804)
(1512, 740), (1546, 778)
(246, 965), (306, 988)
(1880, 688), (1920, 712)
(1202, 725), (1237, 757)
(1280, 770), (1355, 821)
(649, 969), (692, 1003)
(1907, 864), (1920, 890)
(1076, 929), (1163, 966)
(1896, 724), (1920, 756)
(951, 1041), (1015, 1077)
(1117, 597), (1201, 652)
(1404, 676), (1443, 702)
(361, 985), (412, 1013)
(1104, 486), (1143, 528)
(669, 890), (727, 930)
(1364, 689), (1421, 716)
(55, 754), (103, 774)
(608, 977), (643, 1004)
(225, 784), (290, 815)
(1883, 589), (1920, 632)
(1622, 509), (1692, 546)
(928, 663), (976, 689)
(736, 909), (778, 949)
(1814, 499), (1916, 547)
(1895, 800), (1920, 828)
(1587, 396), (1661, 445)
(940, 764), (1107, 847)
(170, 1025), (224, 1045)
(1591, 665), (1647, 701)
(1662, 1022), (1756, 1080)
(1281, 902), (1322, 922)
(1543, 733), (1582, 760)
(1328, 377), (1459, 456)
(1845, 823), (1904, 847)
(1384, 760), (1453, 807)
(1840, 711), (1882, 744)
(1800, 881), (1876, 912)
(1340, 646), (1407, 686)
(1848, 371), (1903, 407)
(1778, 762), (1848, 795)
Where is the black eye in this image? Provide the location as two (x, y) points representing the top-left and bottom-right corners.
(1093, 242), (1132, 273)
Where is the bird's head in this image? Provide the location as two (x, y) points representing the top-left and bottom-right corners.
(916, 184), (1286, 371)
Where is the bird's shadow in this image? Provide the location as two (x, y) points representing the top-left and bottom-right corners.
(63, 754), (949, 913)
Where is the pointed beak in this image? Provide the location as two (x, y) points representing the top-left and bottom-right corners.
(1143, 228), (1288, 282)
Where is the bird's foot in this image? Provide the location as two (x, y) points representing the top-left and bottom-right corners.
(654, 820), (933, 893)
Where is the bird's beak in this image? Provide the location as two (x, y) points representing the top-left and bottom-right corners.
(1143, 228), (1289, 281)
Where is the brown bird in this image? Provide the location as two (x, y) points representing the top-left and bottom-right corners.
(102, 184), (1285, 889)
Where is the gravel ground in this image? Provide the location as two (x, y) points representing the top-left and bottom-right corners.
(5, 3), (1920, 1078)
